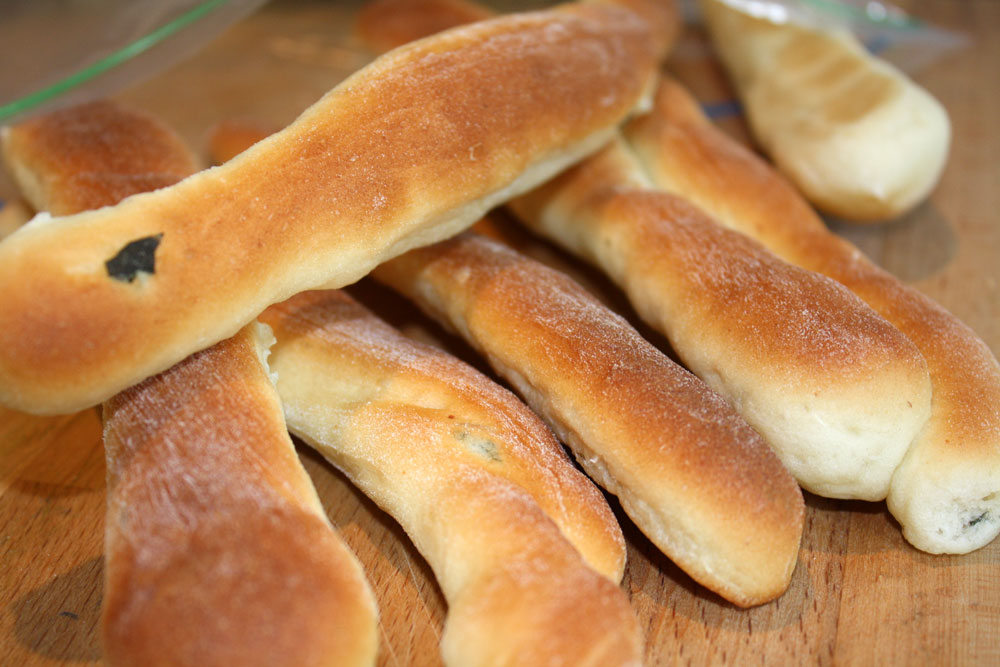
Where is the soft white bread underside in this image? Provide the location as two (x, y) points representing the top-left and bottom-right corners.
(622, 76), (1000, 554)
(0, 2), (659, 415)
(261, 290), (640, 665)
(699, 0), (950, 222)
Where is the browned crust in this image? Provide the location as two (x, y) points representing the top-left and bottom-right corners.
(624, 76), (1000, 553)
(0, 3), (659, 415)
(261, 290), (640, 663)
(1, 101), (200, 216)
(375, 232), (804, 606)
(102, 325), (378, 667)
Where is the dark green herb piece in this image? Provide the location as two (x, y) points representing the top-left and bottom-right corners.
(105, 234), (163, 283)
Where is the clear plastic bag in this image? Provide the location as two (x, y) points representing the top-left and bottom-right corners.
(0, 0), (267, 125)
(687, 0), (968, 72)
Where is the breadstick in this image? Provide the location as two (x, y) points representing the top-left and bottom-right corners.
(103, 323), (379, 667)
(3, 100), (379, 666)
(0, 2), (659, 415)
(1, 100), (200, 217)
(374, 232), (804, 606)
(698, 0), (950, 222)
(510, 138), (932, 502)
(261, 290), (640, 665)
(623, 75), (1000, 554)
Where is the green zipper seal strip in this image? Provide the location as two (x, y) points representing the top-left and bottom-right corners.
(798, 0), (925, 30)
(0, 0), (228, 122)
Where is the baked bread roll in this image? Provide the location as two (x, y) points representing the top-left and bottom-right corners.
(261, 289), (640, 665)
(103, 323), (379, 667)
(374, 231), (804, 606)
(623, 75), (1000, 554)
(510, 138), (932, 502)
(698, 0), (950, 222)
(3, 99), (380, 666)
(0, 2), (659, 415)
(1, 100), (201, 217)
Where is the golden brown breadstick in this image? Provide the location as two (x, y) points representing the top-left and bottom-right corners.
(3, 100), (380, 666)
(102, 323), (378, 667)
(374, 232), (804, 606)
(698, 0), (950, 222)
(0, 2), (659, 415)
(510, 138), (932, 502)
(261, 290), (640, 665)
(1, 100), (200, 217)
(623, 76), (1000, 554)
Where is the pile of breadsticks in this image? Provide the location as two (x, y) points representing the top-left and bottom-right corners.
(0, 0), (996, 664)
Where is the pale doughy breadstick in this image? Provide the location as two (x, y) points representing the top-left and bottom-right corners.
(261, 290), (640, 666)
(623, 76), (1000, 554)
(0, 2), (659, 415)
(698, 0), (950, 222)
(510, 138), (932, 502)
(374, 232), (804, 607)
(3, 100), (379, 666)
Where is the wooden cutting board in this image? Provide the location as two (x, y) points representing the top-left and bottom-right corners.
(1, 1), (997, 664)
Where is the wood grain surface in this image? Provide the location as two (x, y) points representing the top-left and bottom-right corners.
(1, 1), (998, 664)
